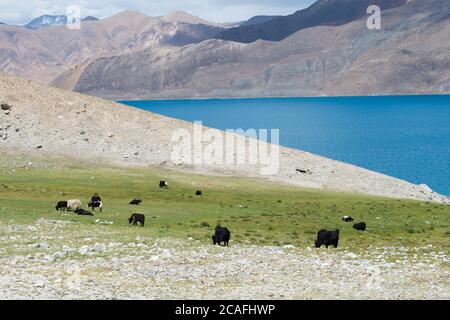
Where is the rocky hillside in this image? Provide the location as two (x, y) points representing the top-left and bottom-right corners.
(0, 11), (225, 83)
(1, 73), (448, 203)
(53, 0), (450, 99)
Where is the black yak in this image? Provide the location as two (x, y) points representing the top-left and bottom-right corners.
(159, 181), (168, 188)
(129, 213), (145, 227)
(212, 225), (231, 246)
(315, 229), (340, 248)
(88, 201), (102, 211)
(353, 222), (367, 231)
(88, 193), (102, 211)
(55, 201), (68, 211)
(75, 208), (94, 216)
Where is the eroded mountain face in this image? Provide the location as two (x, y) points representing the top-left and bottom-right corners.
(0, 11), (225, 83)
(52, 0), (450, 99)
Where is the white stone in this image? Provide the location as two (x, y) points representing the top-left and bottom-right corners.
(35, 280), (46, 288)
(79, 246), (89, 255)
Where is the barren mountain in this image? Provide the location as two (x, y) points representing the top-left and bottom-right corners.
(53, 0), (450, 99)
(23, 15), (68, 29)
(1, 73), (448, 203)
(159, 11), (221, 26)
(215, 0), (408, 43)
(239, 15), (280, 27)
(0, 11), (225, 83)
(82, 16), (99, 22)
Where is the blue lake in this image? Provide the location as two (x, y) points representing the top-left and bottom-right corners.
(120, 96), (450, 196)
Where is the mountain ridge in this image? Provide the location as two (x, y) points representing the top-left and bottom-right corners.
(215, 0), (408, 43)
(240, 15), (280, 27)
(159, 11), (223, 26)
(23, 14), (100, 29)
(23, 14), (68, 29)
(0, 11), (225, 83)
(52, 0), (450, 99)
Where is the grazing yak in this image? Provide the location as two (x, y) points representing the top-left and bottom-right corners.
(88, 200), (102, 211)
(129, 199), (142, 205)
(75, 208), (94, 216)
(212, 225), (231, 246)
(342, 215), (354, 222)
(353, 222), (367, 231)
(315, 229), (340, 248)
(195, 190), (202, 196)
(129, 213), (145, 227)
(159, 180), (168, 188)
(55, 201), (68, 211)
(66, 199), (81, 212)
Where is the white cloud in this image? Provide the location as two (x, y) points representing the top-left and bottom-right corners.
(0, 0), (315, 25)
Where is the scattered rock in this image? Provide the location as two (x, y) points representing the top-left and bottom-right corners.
(93, 243), (106, 252)
(79, 246), (89, 255)
(296, 168), (312, 174)
(419, 184), (433, 193)
(35, 280), (46, 288)
(1, 103), (12, 111)
(33, 243), (50, 250)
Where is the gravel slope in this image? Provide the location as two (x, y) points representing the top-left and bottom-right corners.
(0, 219), (448, 300)
(0, 73), (449, 203)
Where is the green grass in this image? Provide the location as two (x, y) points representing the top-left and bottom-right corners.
(1, 159), (449, 252)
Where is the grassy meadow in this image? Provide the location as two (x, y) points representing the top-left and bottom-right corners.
(0, 157), (449, 254)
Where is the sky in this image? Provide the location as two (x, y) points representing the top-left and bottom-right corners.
(0, 0), (316, 25)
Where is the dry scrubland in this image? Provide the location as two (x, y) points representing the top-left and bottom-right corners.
(0, 155), (449, 299)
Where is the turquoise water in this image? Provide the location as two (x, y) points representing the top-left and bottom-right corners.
(120, 96), (450, 195)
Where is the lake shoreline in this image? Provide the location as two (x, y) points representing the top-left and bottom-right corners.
(122, 95), (450, 196)
(118, 93), (450, 103)
(1, 73), (448, 203)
